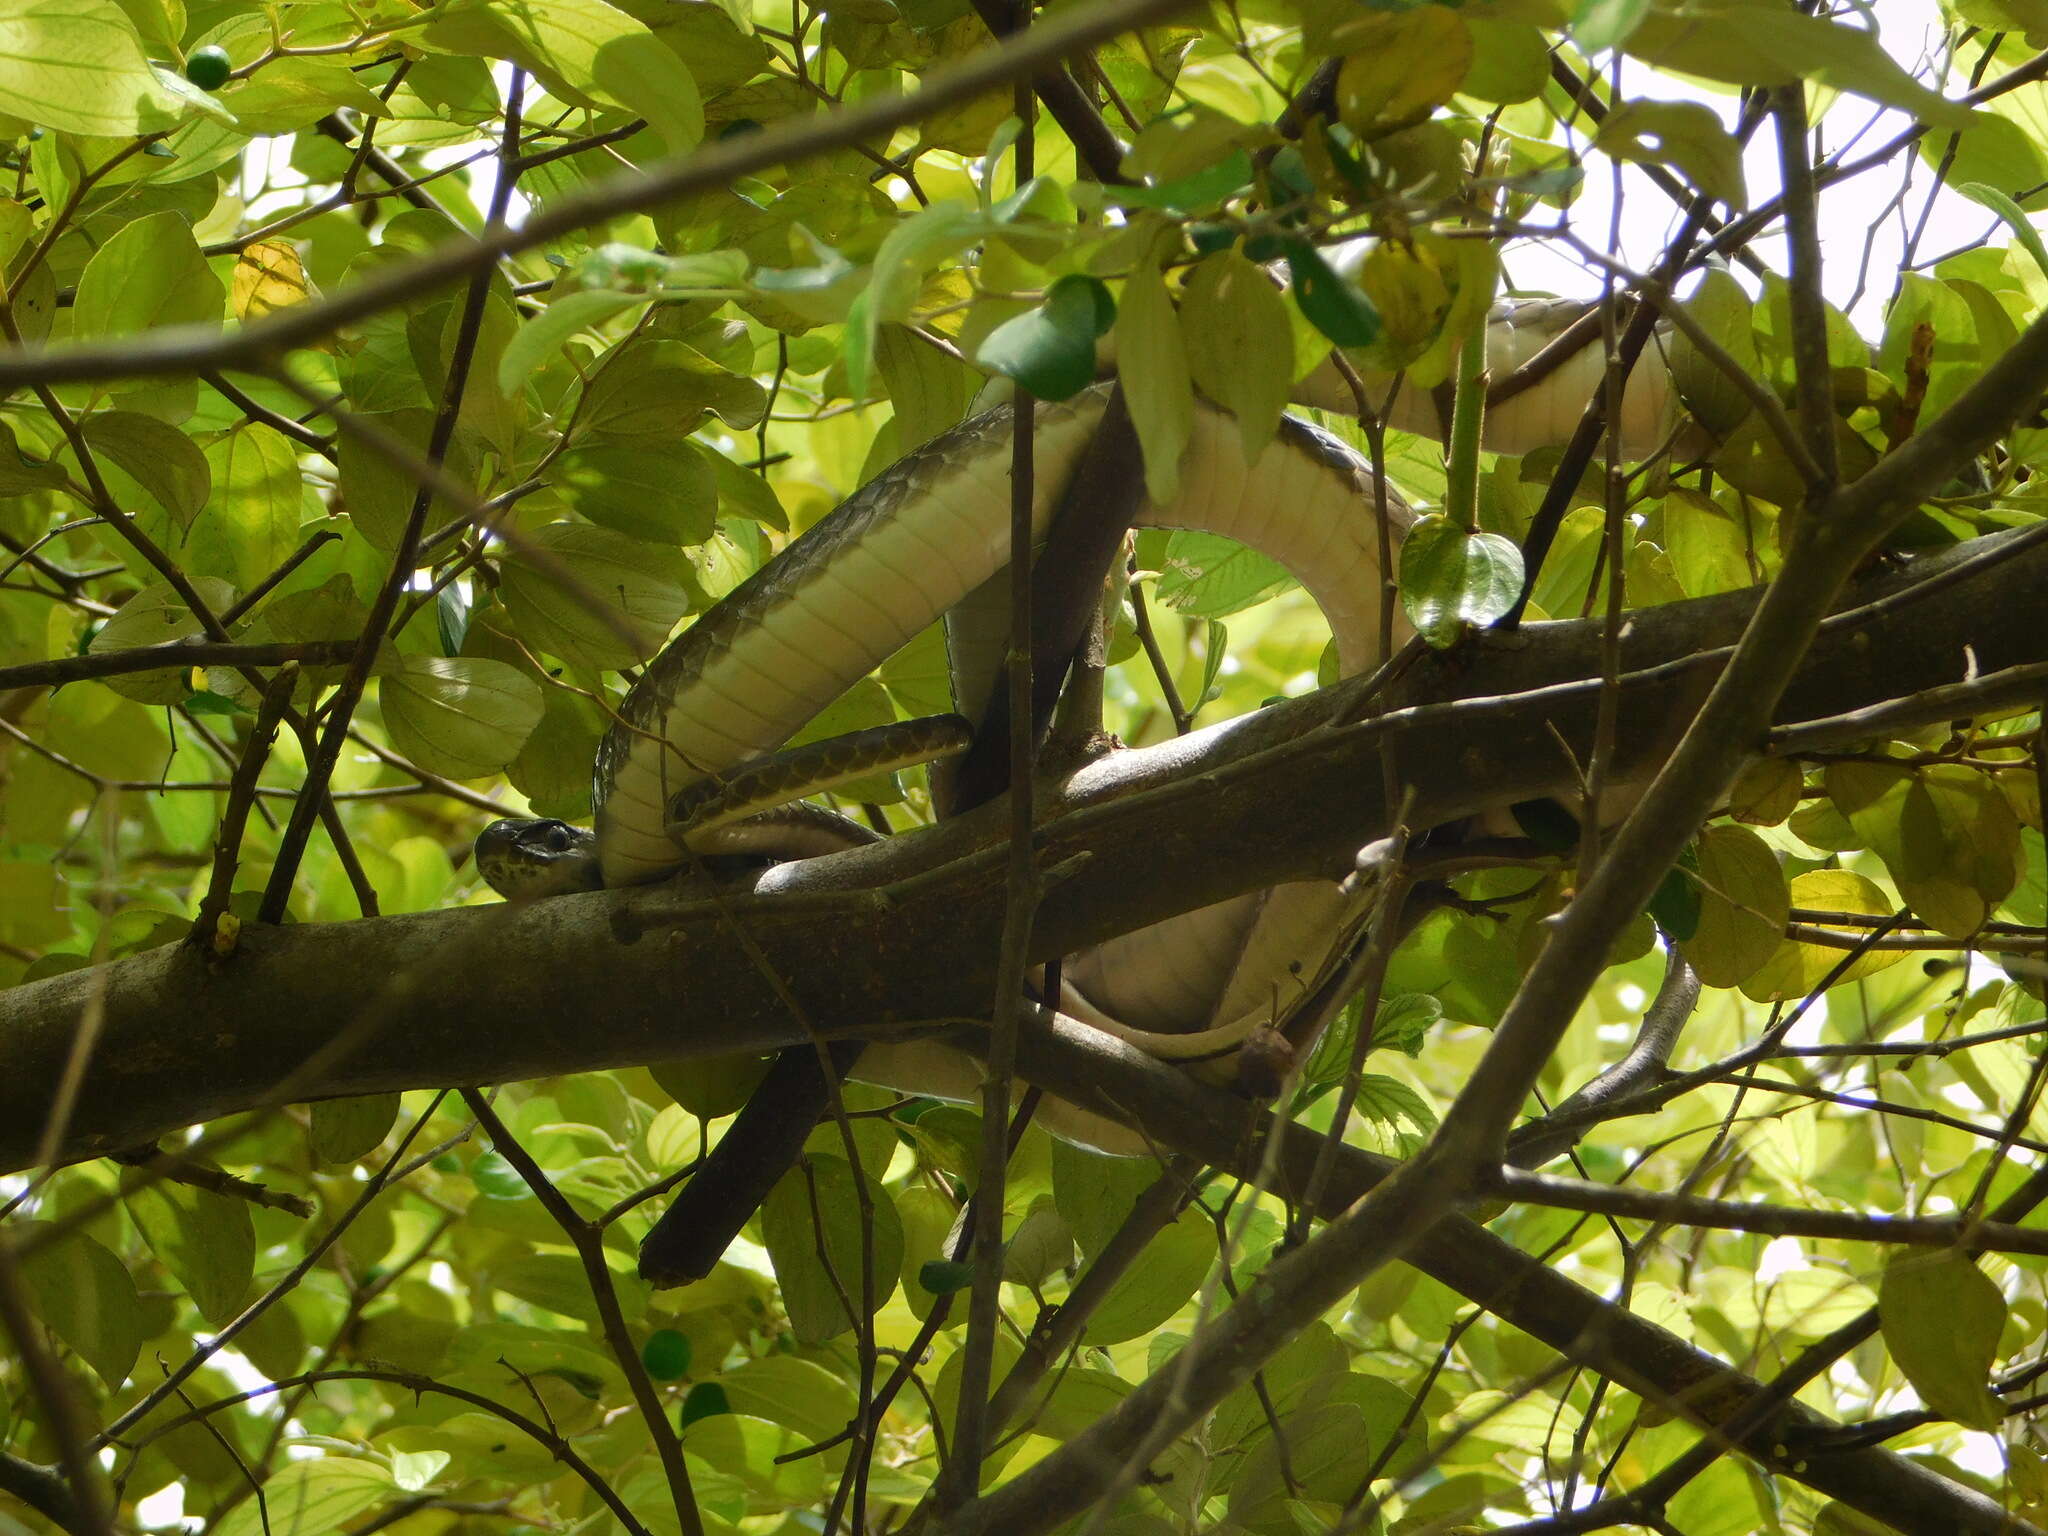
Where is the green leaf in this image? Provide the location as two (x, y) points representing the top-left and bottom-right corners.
(1286, 242), (1381, 349)
(1397, 516), (1524, 647)
(79, 411), (212, 531)
(1230, 1404), (1373, 1528)
(1155, 530), (1294, 619)
(429, 0), (703, 156)
(1082, 1207), (1212, 1345)
(1728, 758), (1802, 826)
(919, 1258), (975, 1295)
(15, 1221), (145, 1390)
(760, 1153), (904, 1344)
(717, 1355), (859, 1445)
(1181, 251), (1292, 463)
(1353, 1073), (1438, 1135)
(123, 1168), (256, 1329)
(73, 208), (225, 345)
(1336, 8), (1473, 136)
(875, 321), (981, 451)
(309, 1094), (401, 1165)
(0, 2), (186, 136)
(1957, 181), (2048, 284)
(1002, 1197), (1076, 1287)
(221, 60), (394, 137)
(1879, 1251), (2007, 1430)
(195, 423), (303, 593)
(649, 1052), (772, 1117)
(498, 522), (701, 670)
(1826, 761), (2022, 937)
(976, 275), (1114, 402)
(1740, 869), (1906, 1002)
(495, 288), (650, 398)
(1649, 844), (1703, 941)
(1679, 822), (1788, 987)
(389, 1450), (450, 1494)
(1119, 260), (1195, 504)
(212, 1458), (394, 1536)
(0, 418), (68, 495)
(88, 576), (238, 705)
(678, 1381), (729, 1429)
(844, 201), (990, 399)
(548, 440), (716, 544)
(1671, 269), (1761, 439)
(578, 338), (766, 436)
(1573, 0), (1651, 53)
(380, 656), (544, 781)
(1622, 4), (1975, 128)
(1596, 99), (1746, 207)
(1464, 21), (1550, 105)
(1113, 147), (1254, 213)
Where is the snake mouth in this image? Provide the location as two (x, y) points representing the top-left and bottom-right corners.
(475, 818), (603, 899)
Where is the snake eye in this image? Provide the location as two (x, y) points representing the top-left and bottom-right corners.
(541, 823), (571, 853)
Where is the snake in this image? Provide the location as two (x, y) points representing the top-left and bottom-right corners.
(474, 295), (1685, 1146)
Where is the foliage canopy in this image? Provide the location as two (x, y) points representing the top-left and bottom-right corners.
(4, 1), (2048, 1535)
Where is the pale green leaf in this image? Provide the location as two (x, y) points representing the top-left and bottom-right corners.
(1181, 250), (1292, 463)
(547, 440), (716, 544)
(15, 1220), (145, 1390)
(73, 208), (225, 343)
(212, 1459), (394, 1536)
(495, 288), (651, 398)
(123, 1169), (255, 1329)
(80, 410), (211, 531)
(1597, 99), (1746, 207)
(1681, 822), (1789, 987)
(1880, 1251), (2007, 1430)
(1119, 260), (1194, 504)
(309, 1094), (401, 1165)
(1082, 1207), (1212, 1344)
(0, 2), (186, 136)
(381, 656), (545, 781)
(88, 576), (238, 704)
(196, 423), (302, 593)
(760, 1153), (904, 1344)
(1957, 181), (2048, 283)
(498, 522), (702, 670)
(1154, 530), (1294, 619)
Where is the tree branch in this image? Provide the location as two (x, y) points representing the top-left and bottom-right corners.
(4, 526), (2045, 1172)
(0, 641), (355, 693)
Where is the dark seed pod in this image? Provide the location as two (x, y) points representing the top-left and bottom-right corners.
(1234, 1026), (1295, 1101)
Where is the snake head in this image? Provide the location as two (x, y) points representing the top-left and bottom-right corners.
(474, 818), (603, 899)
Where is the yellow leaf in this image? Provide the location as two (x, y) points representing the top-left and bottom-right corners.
(1826, 761), (2020, 936)
(1335, 7), (1473, 137)
(231, 238), (312, 322)
(1680, 822), (1788, 987)
(1740, 869), (1905, 1002)
(1727, 757), (1801, 826)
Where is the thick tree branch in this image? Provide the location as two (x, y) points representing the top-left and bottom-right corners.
(2, 527), (2044, 1172)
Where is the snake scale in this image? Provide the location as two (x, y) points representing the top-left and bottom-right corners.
(476, 296), (1682, 1160)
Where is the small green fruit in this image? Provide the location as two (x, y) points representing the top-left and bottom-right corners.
(184, 45), (232, 91)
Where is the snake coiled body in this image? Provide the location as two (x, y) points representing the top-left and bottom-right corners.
(477, 299), (1684, 1147)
